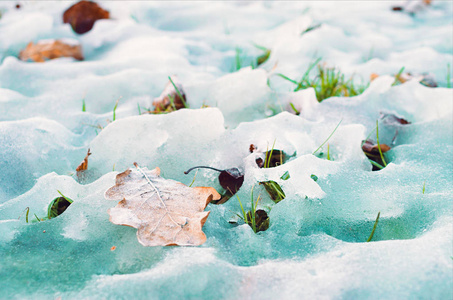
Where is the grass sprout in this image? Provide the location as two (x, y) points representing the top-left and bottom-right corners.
(366, 211), (381, 242)
(188, 170), (198, 187)
(235, 187), (268, 233)
(313, 120), (342, 156)
(278, 59), (367, 102)
(376, 120), (387, 167)
(168, 76), (188, 108)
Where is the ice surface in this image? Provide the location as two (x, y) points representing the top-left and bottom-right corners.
(0, 0), (452, 299)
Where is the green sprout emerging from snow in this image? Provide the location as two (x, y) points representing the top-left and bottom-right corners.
(278, 59), (368, 102)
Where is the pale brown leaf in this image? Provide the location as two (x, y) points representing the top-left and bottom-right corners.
(104, 163), (221, 246)
(76, 148), (91, 175)
(19, 40), (84, 62)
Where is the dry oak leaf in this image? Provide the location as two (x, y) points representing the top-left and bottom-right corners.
(19, 40), (84, 62)
(105, 163), (221, 246)
(63, 0), (110, 34)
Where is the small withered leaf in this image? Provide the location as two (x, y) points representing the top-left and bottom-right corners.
(105, 164), (220, 246)
(76, 148), (91, 172)
(19, 40), (84, 62)
(63, 1), (110, 34)
(362, 140), (391, 154)
(380, 113), (410, 126)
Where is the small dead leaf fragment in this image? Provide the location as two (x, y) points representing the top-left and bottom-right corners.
(392, 6), (403, 11)
(110, 246), (116, 251)
(370, 73), (380, 81)
(380, 113), (410, 126)
(152, 76), (187, 113)
(249, 144), (257, 153)
(76, 149), (91, 172)
(105, 164), (220, 246)
(63, 0), (110, 34)
(76, 149), (91, 180)
(19, 40), (84, 63)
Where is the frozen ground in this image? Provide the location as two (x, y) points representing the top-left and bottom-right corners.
(0, 1), (452, 299)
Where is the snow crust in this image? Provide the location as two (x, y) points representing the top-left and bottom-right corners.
(0, 1), (452, 299)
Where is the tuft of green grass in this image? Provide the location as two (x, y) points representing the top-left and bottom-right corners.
(278, 59), (367, 102)
(264, 140), (277, 169)
(260, 180), (285, 203)
(366, 211), (381, 242)
(313, 120), (342, 156)
(236, 187), (269, 233)
(82, 98), (86, 112)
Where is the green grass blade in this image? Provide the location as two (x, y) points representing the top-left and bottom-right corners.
(369, 159), (384, 170)
(277, 73), (299, 85)
(392, 66), (405, 86)
(82, 98), (86, 112)
(376, 120), (387, 167)
(313, 119), (342, 155)
(366, 212), (381, 242)
(168, 76), (188, 108)
(57, 190), (73, 203)
(289, 102), (300, 115)
(188, 170), (198, 187)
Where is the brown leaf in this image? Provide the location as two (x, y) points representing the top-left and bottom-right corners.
(362, 140), (391, 154)
(152, 76), (187, 113)
(63, 0), (109, 34)
(76, 148), (91, 176)
(19, 40), (84, 62)
(105, 163), (221, 246)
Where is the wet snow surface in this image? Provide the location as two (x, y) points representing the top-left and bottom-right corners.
(0, 1), (452, 299)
